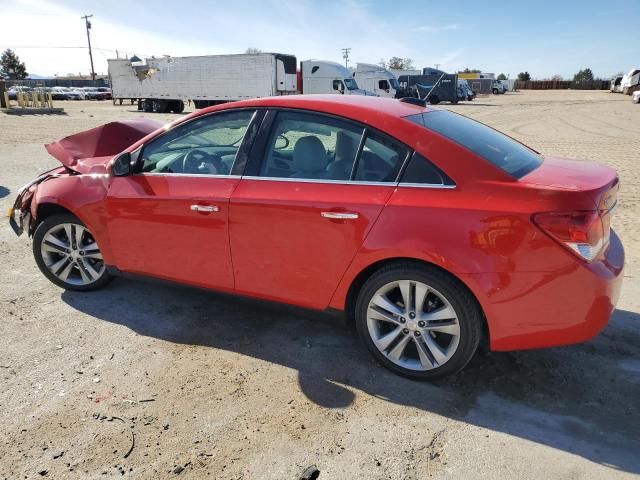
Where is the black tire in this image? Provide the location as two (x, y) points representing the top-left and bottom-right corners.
(428, 95), (440, 105)
(355, 262), (483, 380)
(152, 99), (167, 113)
(492, 88), (499, 94)
(143, 99), (153, 112)
(33, 213), (112, 291)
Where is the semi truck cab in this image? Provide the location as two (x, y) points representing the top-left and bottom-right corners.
(299, 60), (370, 96)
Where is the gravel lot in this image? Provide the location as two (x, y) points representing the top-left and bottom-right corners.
(1, 91), (639, 479)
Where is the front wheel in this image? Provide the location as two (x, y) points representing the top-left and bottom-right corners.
(33, 214), (112, 291)
(355, 263), (482, 379)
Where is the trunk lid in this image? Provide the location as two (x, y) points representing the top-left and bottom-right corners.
(45, 118), (162, 174)
(520, 156), (618, 201)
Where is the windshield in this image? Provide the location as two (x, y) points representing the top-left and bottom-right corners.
(344, 78), (359, 90)
(389, 78), (399, 89)
(406, 110), (542, 178)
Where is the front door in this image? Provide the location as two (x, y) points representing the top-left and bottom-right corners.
(106, 109), (257, 290)
(229, 109), (409, 309)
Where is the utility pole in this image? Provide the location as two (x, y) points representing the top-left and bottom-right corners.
(81, 14), (96, 81)
(341, 48), (351, 68)
(434, 63), (441, 70)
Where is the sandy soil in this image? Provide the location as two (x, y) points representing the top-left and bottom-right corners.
(0, 91), (639, 479)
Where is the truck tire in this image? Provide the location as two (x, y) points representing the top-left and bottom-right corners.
(492, 88), (499, 94)
(428, 96), (440, 105)
(143, 99), (153, 112)
(170, 100), (185, 113)
(152, 99), (167, 113)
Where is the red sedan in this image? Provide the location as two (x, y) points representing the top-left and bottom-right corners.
(9, 95), (624, 379)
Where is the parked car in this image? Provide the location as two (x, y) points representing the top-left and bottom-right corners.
(9, 96), (624, 379)
(50, 87), (82, 100)
(71, 88), (87, 100)
(7, 85), (33, 100)
(82, 87), (110, 100)
(96, 87), (112, 100)
(633, 90), (640, 104)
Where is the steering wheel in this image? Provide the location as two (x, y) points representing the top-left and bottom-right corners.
(182, 149), (227, 175)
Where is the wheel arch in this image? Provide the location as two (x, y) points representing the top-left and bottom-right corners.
(342, 257), (490, 346)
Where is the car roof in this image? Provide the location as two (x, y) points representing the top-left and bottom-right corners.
(200, 95), (431, 125)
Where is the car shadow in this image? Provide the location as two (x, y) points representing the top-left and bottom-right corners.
(62, 279), (640, 474)
(0, 186), (9, 199)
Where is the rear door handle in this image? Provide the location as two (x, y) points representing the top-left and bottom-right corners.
(190, 205), (220, 213)
(321, 211), (359, 220)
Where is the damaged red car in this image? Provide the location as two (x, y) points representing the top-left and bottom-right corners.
(9, 96), (624, 379)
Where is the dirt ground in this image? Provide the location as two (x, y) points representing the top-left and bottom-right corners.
(1, 91), (639, 479)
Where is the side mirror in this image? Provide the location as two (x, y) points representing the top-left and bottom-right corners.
(111, 152), (132, 177)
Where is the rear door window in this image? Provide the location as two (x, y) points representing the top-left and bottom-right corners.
(406, 110), (542, 178)
(353, 132), (408, 182)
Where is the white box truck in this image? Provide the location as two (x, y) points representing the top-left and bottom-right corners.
(352, 63), (399, 98)
(108, 53), (298, 112)
(298, 60), (373, 96)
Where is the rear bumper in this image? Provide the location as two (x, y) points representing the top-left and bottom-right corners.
(461, 230), (625, 351)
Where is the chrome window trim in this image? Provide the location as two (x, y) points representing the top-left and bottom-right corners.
(397, 182), (457, 189)
(137, 173), (242, 179)
(240, 175), (396, 187)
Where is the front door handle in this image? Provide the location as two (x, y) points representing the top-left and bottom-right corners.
(190, 205), (220, 213)
(321, 211), (359, 220)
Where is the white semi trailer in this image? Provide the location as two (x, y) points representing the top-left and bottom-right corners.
(108, 53), (298, 112)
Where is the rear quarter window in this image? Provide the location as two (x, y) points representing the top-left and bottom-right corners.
(406, 111), (542, 178)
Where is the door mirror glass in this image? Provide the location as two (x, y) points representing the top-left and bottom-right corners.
(111, 152), (132, 176)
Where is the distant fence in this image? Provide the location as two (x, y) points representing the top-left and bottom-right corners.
(514, 80), (609, 90)
(4, 78), (109, 88)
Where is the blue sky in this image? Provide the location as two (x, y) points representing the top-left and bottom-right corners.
(2, 0), (639, 79)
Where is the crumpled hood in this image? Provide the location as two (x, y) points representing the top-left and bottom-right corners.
(45, 118), (162, 173)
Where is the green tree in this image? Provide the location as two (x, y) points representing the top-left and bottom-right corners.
(497, 73), (507, 80)
(573, 68), (594, 83)
(0, 49), (28, 79)
(517, 71), (531, 81)
(387, 57), (414, 70)
(462, 68), (481, 73)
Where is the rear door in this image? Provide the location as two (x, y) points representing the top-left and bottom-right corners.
(106, 109), (260, 290)
(229, 109), (409, 309)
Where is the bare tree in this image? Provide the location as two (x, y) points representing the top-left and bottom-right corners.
(245, 48), (262, 54)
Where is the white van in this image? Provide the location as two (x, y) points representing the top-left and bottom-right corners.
(352, 63), (399, 98)
(299, 60), (371, 95)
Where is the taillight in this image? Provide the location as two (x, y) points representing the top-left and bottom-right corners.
(533, 211), (608, 262)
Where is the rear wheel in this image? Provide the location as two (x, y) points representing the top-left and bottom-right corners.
(152, 99), (167, 113)
(492, 88), (499, 94)
(355, 263), (482, 379)
(428, 95), (440, 105)
(33, 214), (112, 291)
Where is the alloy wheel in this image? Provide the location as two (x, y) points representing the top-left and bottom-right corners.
(40, 223), (105, 286)
(366, 280), (461, 371)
